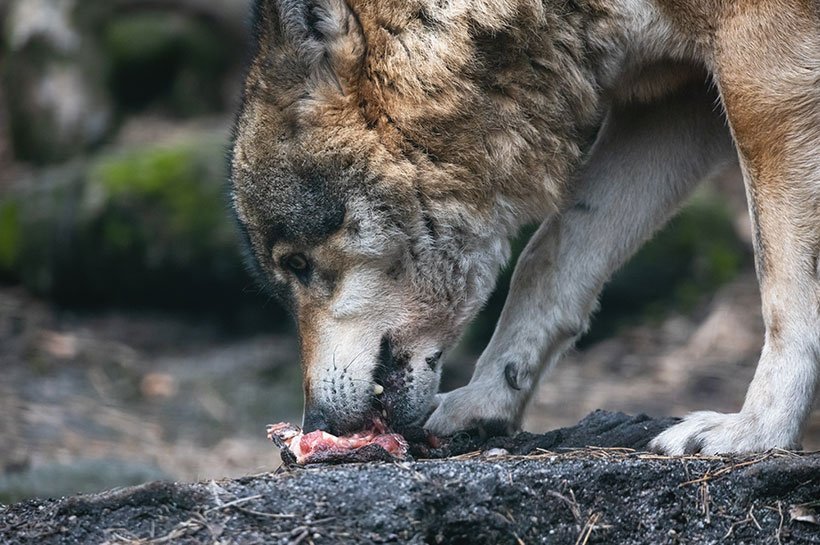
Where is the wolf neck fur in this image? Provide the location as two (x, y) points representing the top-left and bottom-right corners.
(348, 0), (625, 229)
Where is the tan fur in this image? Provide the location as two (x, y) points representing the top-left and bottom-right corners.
(232, 0), (820, 449)
(237, 1), (627, 220)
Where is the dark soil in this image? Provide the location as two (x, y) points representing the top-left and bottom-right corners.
(405, 411), (681, 460)
(2, 411), (819, 545)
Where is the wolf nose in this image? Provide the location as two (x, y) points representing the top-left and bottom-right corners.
(302, 408), (330, 434)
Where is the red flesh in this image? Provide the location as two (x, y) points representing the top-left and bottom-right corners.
(267, 421), (408, 464)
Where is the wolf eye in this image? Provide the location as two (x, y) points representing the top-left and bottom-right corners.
(281, 253), (311, 283)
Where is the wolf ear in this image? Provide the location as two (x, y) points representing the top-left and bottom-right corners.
(259, 0), (365, 94)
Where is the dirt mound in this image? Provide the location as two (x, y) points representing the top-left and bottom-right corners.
(2, 412), (818, 544)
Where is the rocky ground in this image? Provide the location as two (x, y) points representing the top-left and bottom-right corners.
(1, 412), (818, 545)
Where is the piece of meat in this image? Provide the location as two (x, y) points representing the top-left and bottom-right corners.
(267, 422), (409, 465)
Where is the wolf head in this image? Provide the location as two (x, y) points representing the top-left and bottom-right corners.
(230, 0), (587, 434)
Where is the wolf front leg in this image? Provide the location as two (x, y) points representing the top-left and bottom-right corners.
(651, 7), (820, 455)
(425, 80), (735, 437)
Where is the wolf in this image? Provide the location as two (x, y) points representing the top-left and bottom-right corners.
(230, 0), (820, 454)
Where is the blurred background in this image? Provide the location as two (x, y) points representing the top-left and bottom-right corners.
(0, 0), (817, 504)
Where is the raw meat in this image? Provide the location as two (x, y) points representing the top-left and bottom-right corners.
(267, 422), (408, 465)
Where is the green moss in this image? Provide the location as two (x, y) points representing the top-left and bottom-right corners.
(90, 143), (228, 259)
(0, 137), (286, 327)
(95, 146), (197, 194)
(43, 138), (248, 309)
(0, 199), (21, 273)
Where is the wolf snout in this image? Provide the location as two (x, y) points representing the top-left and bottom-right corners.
(301, 336), (441, 435)
(302, 384), (386, 436)
(302, 406), (332, 434)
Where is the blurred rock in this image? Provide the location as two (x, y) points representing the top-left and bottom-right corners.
(40, 331), (78, 359)
(2, 416), (819, 545)
(0, 459), (170, 504)
(0, 286), (297, 503)
(140, 372), (177, 399)
(0, 381), (27, 476)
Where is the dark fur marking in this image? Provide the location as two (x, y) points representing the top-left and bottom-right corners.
(417, 7), (439, 30)
(386, 261), (403, 280)
(425, 351), (443, 371)
(266, 168), (347, 246)
(768, 310), (782, 342)
(304, 3), (326, 42)
(377, 336), (393, 373)
(556, 326), (584, 345)
(422, 211), (438, 239)
(318, 268), (339, 294)
(504, 362), (521, 391)
(381, 21), (401, 37)
(407, 242), (420, 262)
(346, 218), (361, 237)
(683, 437), (704, 455)
(813, 243), (820, 282)
(747, 190), (767, 281)
(416, 187), (439, 240)
(388, 117), (441, 164)
(393, 351), (412, 369)
(572, 201), (594, 213)
(229, 192), (295, 310)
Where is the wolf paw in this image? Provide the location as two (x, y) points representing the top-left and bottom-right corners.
(423, 384), (518, 437)
(649, 411), (798, 455)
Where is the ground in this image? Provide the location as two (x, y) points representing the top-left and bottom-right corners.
(1, 412), (818, 545)
(2, 270), (820, 503)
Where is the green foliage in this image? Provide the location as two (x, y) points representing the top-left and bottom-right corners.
(55, 139), (245, 307)
(0, 133), (291, 327)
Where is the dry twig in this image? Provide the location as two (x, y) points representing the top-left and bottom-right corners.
(574, 513), (602, 545)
